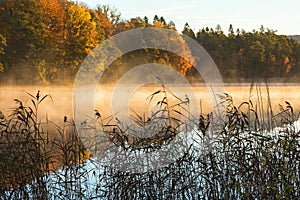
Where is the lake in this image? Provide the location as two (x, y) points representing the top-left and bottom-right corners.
(1, 83), (300, 124)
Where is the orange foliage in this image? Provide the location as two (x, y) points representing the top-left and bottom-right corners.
(153, 22), (164, 28)
(283, 56), (291, 74)
(283, 56), (289, 65)
(93, 8), (113, 38)
(40, 0), (65, 36)
(113, 22), (135, 34)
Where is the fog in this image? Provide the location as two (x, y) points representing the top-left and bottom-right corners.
(0, 84), (299, 124)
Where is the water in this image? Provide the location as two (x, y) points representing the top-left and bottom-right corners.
(0, 83), (299, 123)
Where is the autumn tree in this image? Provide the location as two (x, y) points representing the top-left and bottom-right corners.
(58, 2), (98, 80)
(0, 0), (47, 83)
(92, 6), (114, 38)
(34, 0), (99, 82)
(41, 1), (99, 81)
(99, 5), (121, 26)
(101, 17), (194, 83)
(39, 0), (67, 81)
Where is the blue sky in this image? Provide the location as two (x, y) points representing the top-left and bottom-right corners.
(80, 0), (300, 35)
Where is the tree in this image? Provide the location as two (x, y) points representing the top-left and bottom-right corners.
(182, 23), (195, 39)
(130, 17), (146, 28)
(247, 40), (266, 77)
(228, 24), (235, 38)
(168, 21), (176, 30)
(62, 2), (98, 79)
(153, 15), (159, 23)
(93, 7), (113, 38)
(143, 16), (149, 24)
(1, 0), (45, 60)
(39, 0), (67, 81)
(215, 24), (224, 35)
(0, 34), (6, 72)
(40, 0), (99, 82)
(160, 16), (166, 25)
(100, 5), (121, 26)
(113, 21), (135, 34)
(0, 0), (48, 83)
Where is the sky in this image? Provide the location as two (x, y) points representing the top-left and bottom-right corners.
(80, 0), (300, 35)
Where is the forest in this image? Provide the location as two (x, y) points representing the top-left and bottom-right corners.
(0, 0), (300, 84)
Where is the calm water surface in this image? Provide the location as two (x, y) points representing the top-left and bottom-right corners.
(0, 84), (299, 123)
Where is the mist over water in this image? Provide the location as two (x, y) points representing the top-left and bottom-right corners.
(0, 85), (73, 123)
(0, 84), (299, 124)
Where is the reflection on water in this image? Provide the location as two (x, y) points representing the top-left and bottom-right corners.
(0, 83), (300, 123)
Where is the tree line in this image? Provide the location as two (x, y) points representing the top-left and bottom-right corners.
(183, 24), (300, 82)
(0, 0), (299, 84)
